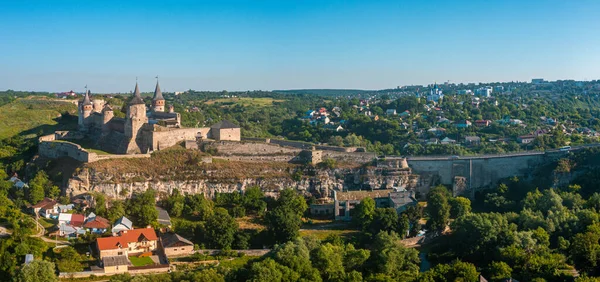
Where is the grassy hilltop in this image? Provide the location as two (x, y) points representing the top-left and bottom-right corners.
(0, 97), (78, 140)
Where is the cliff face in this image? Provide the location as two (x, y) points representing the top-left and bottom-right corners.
(66, 164), (432, 199)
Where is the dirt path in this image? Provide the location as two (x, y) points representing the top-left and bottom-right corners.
(31, 217), (72, 245)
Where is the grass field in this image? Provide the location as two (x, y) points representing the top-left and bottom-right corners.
(204, 97), (285, 107)
(299, 229), (359, 240)
(0, 98), (78, 139)
(129, 256), (155, 266)
(39, 218), (56, 229)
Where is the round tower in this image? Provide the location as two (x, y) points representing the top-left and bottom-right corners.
(168, 104), (174, 113)
(152, 80), (165, 113)
(101, 104), (114, 134)
(78, 90), (93, 131)
(125, 82), (149, 139)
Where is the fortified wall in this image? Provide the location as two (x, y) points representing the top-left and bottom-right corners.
(38, 134), (98, 163)
(204, 140), (376, 164)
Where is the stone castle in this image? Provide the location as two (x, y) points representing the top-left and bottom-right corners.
(77, 81), (241, 154)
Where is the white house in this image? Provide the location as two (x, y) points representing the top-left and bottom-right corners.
(58, 213), (73, 226)
(386, 109), (397, 116)
(112, 216), (133, 234)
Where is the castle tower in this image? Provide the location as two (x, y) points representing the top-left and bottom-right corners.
(101, 104), (114, 134)
(124, 82), (149, 153)
(78, 89), (93, 131)
(151, 80), (165, 113)
(168, 104), (174, 113)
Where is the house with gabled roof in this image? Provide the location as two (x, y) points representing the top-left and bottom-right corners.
(96, 228), (158, 259)
(84, 214), (111, 234)
(160, 232), (194, 257)
(112, 216), (133, 234)
(31, 198), (58, 219)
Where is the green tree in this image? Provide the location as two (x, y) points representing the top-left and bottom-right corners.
(184, 194), (214, 220)
(353, 197), (376, 230)
(368, 208), (398, 235)
(426, 186), (450, 234)
(126, 189), (158, 227)
(94, 193), (107, 217)
(243, 186), (267, 215)
(107, 200), (126, 223)
(55, 246), (83, 272)
(17, 260), (57, 282)
(265, 189), (308, 244)
(311, 243), (346, 281)
(202, 207), (238, 249)
(369, 231), (420, 281)
(449, 196), (471, 218)
(487, 261), (512, 282)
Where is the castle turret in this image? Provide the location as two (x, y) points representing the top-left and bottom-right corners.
(101, 104), (114, 134)
(125, 82), (149, 153)
(78, 90), (93, 131)
(168, 104), (174, 113)
(152, 80), (165, 113)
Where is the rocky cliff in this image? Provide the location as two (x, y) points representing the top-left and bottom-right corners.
(65, 155), (433, 199)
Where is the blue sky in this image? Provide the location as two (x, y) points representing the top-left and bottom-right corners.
(1, 0), (599, 92)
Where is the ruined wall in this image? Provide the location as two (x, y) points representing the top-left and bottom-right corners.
(38, 141), (98, 163)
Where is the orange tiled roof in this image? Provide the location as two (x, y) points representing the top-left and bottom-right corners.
(84, 216), (110, 229)
(32, 198), (57, 209)
(96, 228), (158, 251)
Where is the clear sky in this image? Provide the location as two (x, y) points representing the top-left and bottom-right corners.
(1, 0), (599, 93)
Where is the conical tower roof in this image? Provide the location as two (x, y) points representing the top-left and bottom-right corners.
(152, 81), (164, 101)
(129, 82), (145, 105)
(82, 89), (93, 106)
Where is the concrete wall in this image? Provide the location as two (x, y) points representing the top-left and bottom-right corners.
(407, 154), (547, 191)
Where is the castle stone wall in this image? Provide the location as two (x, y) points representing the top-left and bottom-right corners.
(151, 128), (205, 151)
(38, 141), (98, 162)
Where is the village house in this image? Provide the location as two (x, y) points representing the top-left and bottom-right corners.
(440, 137), (456, 144)
(454, 120), (472, 128)
(159, 232), (195, 257)
(517, 135), (536, 144)
(465, 136), (481, 146)
(102, 255), (130, 274)
(96, 228), (159, 259)
(83, 213), (111, 234)
(31, 198), (58, 219)
(386, 109), (397, 116)
(399, 110), (410, 117)
(427, 127), (446, 137)
(474, 120), (491, 127)
(156, 206), (172, 227)
(112, 216), (133, 234)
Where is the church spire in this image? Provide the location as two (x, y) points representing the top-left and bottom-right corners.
(152, 77), (164, 101)
(129, 82), (145, 105)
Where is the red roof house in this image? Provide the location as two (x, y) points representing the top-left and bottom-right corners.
(96, 228), (159, 259)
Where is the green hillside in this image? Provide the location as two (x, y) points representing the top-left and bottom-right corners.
(0, 98), (78, 140)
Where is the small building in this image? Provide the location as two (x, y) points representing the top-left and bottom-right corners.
(31, 198), (58, 219)
(96, 228), (159, 259)
(58, 213), (73, 226)
(441, 137), (456, 144)
(427, 127), (446, 137)
(333, 190), (417, 221)
(309, 203), (335, 217)
(474, 120), (491, 127)
(160, 232), (194, 257)
(517, 135), (535, 144)
(112, 216), (133, 234)
(465, 136), (481, 146)
(57, 204), (74, 213)
(399, 110), (410, 117)
(386, 109), (397, 116)
(454, 120), (472, 128)
(84, 215), (111, 234)
(25, 254), (34, 264)
(210, 120), (241, 141)
(156, 206), (172, 227)
(102, 255), (130, 274)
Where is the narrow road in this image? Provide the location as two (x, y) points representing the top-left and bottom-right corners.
(30, 217), (72, 246)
